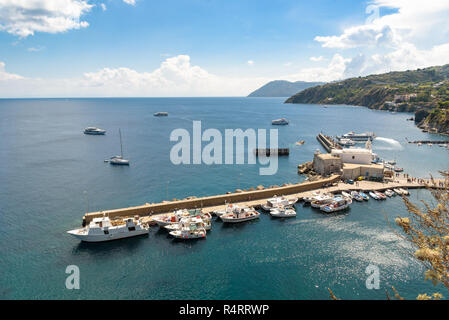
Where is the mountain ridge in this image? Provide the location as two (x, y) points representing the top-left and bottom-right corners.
(248, 80), (324, 97)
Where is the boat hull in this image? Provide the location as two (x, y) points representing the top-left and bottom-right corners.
(221, 214), (260, 223)
(67, 228), (149, 242)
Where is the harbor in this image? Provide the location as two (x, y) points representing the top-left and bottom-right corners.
(82, 173), (444, 226)
(3, 97), (449, 300)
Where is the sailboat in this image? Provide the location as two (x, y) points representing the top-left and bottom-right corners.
(108, 129), (130, 165)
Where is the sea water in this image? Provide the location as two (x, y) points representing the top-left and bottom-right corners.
(1, 97), (448, 299)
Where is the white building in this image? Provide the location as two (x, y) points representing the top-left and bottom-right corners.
(331, 148), (374, 165)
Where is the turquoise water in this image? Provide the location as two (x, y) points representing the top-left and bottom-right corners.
(1, 97), (448, 299)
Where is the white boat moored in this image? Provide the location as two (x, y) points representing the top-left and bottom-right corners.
(67, 216), (149, 242)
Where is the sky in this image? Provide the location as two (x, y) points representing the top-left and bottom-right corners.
(1, 0), (449, 97)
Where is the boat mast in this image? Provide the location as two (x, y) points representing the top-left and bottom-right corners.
(119, 128), (124, 158)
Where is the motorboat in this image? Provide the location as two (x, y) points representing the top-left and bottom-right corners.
(399, 188), (409, 195)
(84, 127), (106, 135)
(303, 192), (322, 203)
(271, 118), (289, 125)
(338, 138), (355, 147)
(169, 223), (206, 240)
(394, 167), (404, 172)
(165, 216), (211, 232)
(320, 198), (352, 213)
(384, 189), (395, 197)
(358, 191), (369, 201)
(153, 209), (190, 227)
(154, 112), (168, 117)
(261, 195), (297, 211)
(270, 206), (296, 218)
(393, 188), (403, 195)
(67, 215), (149, 242)
(374, 191), (387, 200)
(213, 204), (235, 217)
(369, 191), (380, 200)
(351, 191), (363, 202)
(310, 194), (334, 208)
(220, 207), (260, 223)
(341, 191), (352, 199)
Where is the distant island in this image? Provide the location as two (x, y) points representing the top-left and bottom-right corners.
(248, 80), (324, 97)
(285, 65), (449, 135)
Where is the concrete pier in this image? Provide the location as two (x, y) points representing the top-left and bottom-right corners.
(82, 174), (445, 226)
(316, 133), (341, 153)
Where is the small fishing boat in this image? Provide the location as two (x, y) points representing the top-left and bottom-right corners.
(341, 191), (352, 199)
(169, 224), (206, 240)
(303, 192), (324, 203)
(351, 191), (363, 202)
(358, 191), (369, 201)
(271, 118), (289, 125)
(270, 206), (296, 218)
(393, 188), (403, 195)
(369, 191), (380, 200)
(320, 198), (352, 213)
(261, 195), (297, 211)
(374, 191), (387, 200)
(153, 209), (190, 227)
(165, 216), (211, 232)
(212, 204), (235, 217)
(394, 167), (404, 172)
(385, 189), (395, 197)
(220, 207), (260, 223)
(399, 188), (409, 195)
(84, 127), (106, 135)
(310, 194), (334, 208)
(67, 215), (149, 242)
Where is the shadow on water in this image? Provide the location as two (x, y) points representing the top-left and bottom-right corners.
(220, 219), (260, 230)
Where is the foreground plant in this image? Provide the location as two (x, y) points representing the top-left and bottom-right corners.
(393, 171), (449, 300)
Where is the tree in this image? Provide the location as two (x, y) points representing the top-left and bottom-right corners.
(394, 171), (449, 300)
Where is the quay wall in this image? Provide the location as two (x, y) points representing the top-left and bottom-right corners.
(83, 174), (341, 224)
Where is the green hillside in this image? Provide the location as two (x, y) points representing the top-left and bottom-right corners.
(285, 65), (449, 134)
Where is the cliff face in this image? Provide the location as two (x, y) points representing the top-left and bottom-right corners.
(285, 64), (449, 134)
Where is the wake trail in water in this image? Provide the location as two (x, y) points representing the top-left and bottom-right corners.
(374, 137), (404, 150)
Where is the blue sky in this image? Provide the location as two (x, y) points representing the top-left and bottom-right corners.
(1, 0), (449, 97)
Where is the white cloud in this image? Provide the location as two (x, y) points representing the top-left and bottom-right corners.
(247, 60), (254, 66)
(0, 56), (269, 97)
(27, 46), (45, 52)
(123, 0), (136, 5)
(0, 0), (93, 37)
(309, 56), (325, 62)
(100, 3), (106, 11)
(0, 62), (23, 80)
(283, 54), (350, 83)
(315, 24), (397, 49)
(311, 0), (449, 79)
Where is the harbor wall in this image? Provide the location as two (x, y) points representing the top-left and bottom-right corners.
(83, 174), (341, 224)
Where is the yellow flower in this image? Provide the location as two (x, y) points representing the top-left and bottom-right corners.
(417, 294), (431, 300)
